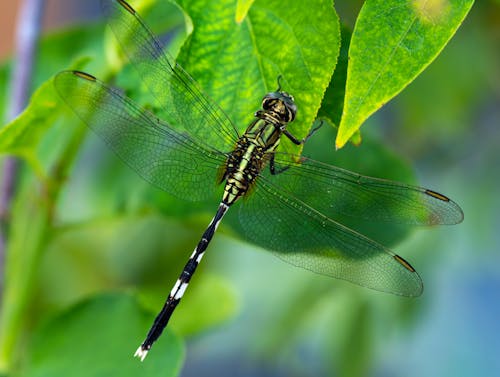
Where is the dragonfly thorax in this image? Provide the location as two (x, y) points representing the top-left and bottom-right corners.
(262, 91), (297, 123)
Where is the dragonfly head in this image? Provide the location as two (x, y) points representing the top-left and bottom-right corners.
(262, 91), (297, 123)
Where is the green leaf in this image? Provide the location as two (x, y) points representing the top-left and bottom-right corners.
(176, 0), (340, 155)
(308, 126), (416, 247)
(34, 24), (107, 84)
(336, 0), (475, 148)
(317, 24), (364, 146)
(235, 0), (255, 22)
(0, 22), (110, 174)
(39, 213), (238, 334)
(22, 293), (184, 377)
(170, 273), (239, 336)
(318, 25), (351, 129)
(0, 78), (58, 175)
(0, 54), (93, 178)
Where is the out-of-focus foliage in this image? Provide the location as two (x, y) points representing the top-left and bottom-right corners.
(21, 294), (185, 377)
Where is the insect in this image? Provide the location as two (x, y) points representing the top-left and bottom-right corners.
(54, 0), (463, 361)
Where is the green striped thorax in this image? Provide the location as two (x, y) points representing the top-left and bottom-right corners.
(220, 89), (299, 205)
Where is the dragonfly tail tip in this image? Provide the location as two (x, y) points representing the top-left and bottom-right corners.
(134, 345), (149, 362)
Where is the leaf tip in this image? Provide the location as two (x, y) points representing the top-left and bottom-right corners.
(235, 0), (254, 24)
(335, 133), (347, 150)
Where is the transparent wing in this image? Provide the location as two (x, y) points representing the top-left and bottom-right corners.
(101, 0), (239, 152)
(271, 153), (464, 225)
(239, 176), (423, 297)
(54, 70), (226, 201)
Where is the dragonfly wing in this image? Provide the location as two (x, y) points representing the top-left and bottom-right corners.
(239, 176), (423, 297)
(101, 0), (239, 152)
(272, 153), (464, 225)
(54, 70), (226, 201)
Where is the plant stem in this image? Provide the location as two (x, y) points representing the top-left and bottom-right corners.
(0, 0), (45, 372)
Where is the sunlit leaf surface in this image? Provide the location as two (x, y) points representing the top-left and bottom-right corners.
(336, 0), (475, 148)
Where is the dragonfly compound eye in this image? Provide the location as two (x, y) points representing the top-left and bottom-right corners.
(262, 92), (297, 123)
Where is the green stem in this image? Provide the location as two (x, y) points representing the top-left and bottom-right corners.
(0, 123), (87, 372)
(0, 184), (50, 371)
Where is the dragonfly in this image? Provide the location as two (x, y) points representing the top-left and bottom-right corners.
(54, 0), (463, 361)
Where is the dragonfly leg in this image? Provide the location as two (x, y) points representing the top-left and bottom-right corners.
(269, 153), (290, 175)
(283, 120), (324, 145)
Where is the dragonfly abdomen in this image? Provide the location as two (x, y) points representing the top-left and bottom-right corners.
(135, 202), (229, 361)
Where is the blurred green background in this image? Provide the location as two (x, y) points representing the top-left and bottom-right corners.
(0, 0), (499, 376)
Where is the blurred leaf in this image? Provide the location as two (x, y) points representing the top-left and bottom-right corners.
(0, 21), (111, 173)
(21, 293), (184, 377)
(336, 301), (373, 377)
(176, 0), (340, 155)
(172, 273), (239, 336)
(39, 213), (238, 334)
(0, 67), (88, 177)
(40, 214), (196, 303)
(34, 24), (106, 85)
(304, 124), (416, 247)
(336, 0), (475, 148)
(0, 77), (58, 176)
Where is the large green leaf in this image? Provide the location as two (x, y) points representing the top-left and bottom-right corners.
(176, 0), (340, 154)
(336, 0), (475, 148)
(21, 294), (184, 376)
